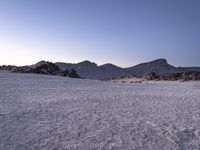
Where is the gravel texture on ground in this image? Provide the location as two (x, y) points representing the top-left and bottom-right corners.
(0, 71), (200, 150)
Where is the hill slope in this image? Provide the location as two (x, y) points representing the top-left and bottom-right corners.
(55, 61), (127, 79)
(125, 58), (177, 76)
(56, 58), (198, 79)
(21, 59), (200, 79)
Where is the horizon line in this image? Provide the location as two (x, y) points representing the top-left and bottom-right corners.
(1, 58), (200, 68)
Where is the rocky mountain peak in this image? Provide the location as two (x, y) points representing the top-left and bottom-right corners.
(30, 60), (48, 68)
(150, 58), (168, 65)
(77, 60), (98, 67)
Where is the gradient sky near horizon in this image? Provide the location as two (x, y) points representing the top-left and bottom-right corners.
(0, 0), (200, 67)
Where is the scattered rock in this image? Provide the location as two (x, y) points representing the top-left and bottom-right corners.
(142, 72), (158, 81)
(135, 80), (142, 83)
(1, 61), (81, 79)
(161, 72), (200, 81)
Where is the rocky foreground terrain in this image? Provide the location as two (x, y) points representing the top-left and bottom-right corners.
(112, 72), (200, 83)
(0, 71), (200, 150)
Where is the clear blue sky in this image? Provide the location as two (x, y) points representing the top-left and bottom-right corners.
(0, 0), (199, 67)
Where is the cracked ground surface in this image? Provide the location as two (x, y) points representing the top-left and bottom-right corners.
(0, 71), (200, 150)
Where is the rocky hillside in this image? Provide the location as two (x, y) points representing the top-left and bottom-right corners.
(125, 59), (177, 76)
(0, 61), (80, 78)
(1, 58), (200, 79)
(56, 58), (200, 79)
(141, 71), (200, 81)
(55, 61), (127, 79)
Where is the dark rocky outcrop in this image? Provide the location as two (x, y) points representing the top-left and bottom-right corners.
(33, 62), (63, 75)
(10, 66), (34, 73)
(142, 72), (159, 80)
(167, 71), (200, 81)
(0, 65), (16, 71)
(68, 69), (80, 78)
(30, 60), (48, 69)
(0, 61), (81, 78)
(144, 71), (200, 81)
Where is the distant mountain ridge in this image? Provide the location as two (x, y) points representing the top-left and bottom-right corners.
(1, 58), (199, 79)
(124, 59), (177, 76)
(54, 58), (200, 79)
(55, 61), (125, 79)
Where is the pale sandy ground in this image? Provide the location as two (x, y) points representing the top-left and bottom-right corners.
(1, 71), (200, 150)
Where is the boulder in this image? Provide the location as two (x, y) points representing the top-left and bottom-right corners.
(143, 72), (158, 80)
(10, 67), (18, 72)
